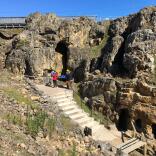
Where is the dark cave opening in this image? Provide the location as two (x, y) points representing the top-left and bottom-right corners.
(135, 119), (143, 132)
(117, 109), (130, 131)
(152, 124), (156, 139)
(55, 41), (69, 74)
(110, 40), (128, 76)
(74, 59), (87, 83)
(24, 60), (33, 76)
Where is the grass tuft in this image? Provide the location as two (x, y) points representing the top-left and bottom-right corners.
(44, 117), (56, 138)
(5, 113), (23, 126)
(26, 110), (47, 137)
(3, 88), (38, 110)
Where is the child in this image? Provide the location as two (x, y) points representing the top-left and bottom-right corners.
(52, 71), (58, 87)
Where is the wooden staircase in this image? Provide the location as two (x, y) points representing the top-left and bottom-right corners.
(116, 138), (147, 156)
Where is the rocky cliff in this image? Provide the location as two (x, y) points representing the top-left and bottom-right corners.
(5, 13), (106, 77)
(99, 7), (156, 81)
(79, 7), (156, 152)
(0, 28), (23, 70)
(1, 6), (156, 155)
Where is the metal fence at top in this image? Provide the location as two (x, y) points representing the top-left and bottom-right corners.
(59, 15), (97, 21)
(0, 16), (113, 29)
(0, 17), (26, 24)
(0, 15), (102, 24)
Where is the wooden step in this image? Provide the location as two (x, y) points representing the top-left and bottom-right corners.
(117, 138), (138, 149)
(120, 139), (140, 151)
(122, 141), (146, 154)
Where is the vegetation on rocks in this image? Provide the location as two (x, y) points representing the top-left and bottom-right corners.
(73, 84), (112, 127)
(15, 39), (30, 49)
(26, 110), (47, 137)
(3, 87), (38, 110)
(91, 23), (110, 58)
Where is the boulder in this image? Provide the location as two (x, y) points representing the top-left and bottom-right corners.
(80, 77), (117, 98)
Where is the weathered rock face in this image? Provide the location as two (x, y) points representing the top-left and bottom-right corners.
(2, 6), (156, 145)
(79, 7), (156, 137)
(99, 6), (156, 79)
(5, 13), (105, 76)
(80, 77), (117, 98)
(80, 73), (156, 138)
(80, 76), (117, 121)
(0, 29), (23, 70)
(5, 31), (56, 75)
(124, 29), (156, 78)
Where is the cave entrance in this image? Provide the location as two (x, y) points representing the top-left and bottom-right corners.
(152, 124), (156, 139)
(111, 40), (128, 76)
(117, 109), (129, 131)
(135, 119), (143, 132)
(24, 60), (33, 77)
(55, 41), (69, 74)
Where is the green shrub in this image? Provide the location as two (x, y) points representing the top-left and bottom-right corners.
(26, 111), (47, 137)
(45, 117), (56, 138)
(71, 143), (77, 156)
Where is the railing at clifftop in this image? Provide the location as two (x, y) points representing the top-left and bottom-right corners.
(0, 17), (26, 28)
(0, 15), (105, 29)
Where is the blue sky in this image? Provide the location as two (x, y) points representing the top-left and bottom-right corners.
(0, 0), (156, 19)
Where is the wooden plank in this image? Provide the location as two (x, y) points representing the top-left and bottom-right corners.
(123, 141), (146, 154)
(120, 139), (140, 150)
(117, 138), (137, 149)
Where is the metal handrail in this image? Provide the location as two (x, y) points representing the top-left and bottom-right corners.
(72, 87), (83, 109)
(71, 86), (93, 117)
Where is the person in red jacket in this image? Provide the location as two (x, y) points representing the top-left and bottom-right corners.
(52, 71), (58, 87)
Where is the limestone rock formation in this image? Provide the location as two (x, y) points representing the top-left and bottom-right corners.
(80, 74), (156, 139)
(5, 13), (105, 76)
(99, 6), (156, 79)
(0, 29), (23, 70)
(1, 6), (156, 153)
(124, 29), (156, 78)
